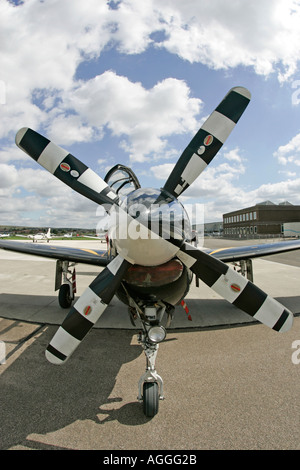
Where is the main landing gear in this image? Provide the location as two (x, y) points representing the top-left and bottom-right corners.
(55, 260), (76, 308)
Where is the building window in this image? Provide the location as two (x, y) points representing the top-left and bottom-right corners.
(254, 226), (257, 233)
(250, 212), (253, 220)
(246, 213), (249, 221)
(253, 212), (257, 220)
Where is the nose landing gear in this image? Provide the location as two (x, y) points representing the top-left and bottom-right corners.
(137, 330), (164, 417)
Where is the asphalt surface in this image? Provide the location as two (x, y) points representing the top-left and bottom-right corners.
(0, 238), (300, 450)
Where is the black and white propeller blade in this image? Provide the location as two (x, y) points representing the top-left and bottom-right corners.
(46, 255), (131, 364)
(176, 242), (293, 333)
(14, 85), (293, 369)
(15, 128), (119, 209)
(163, 87), (251, 198)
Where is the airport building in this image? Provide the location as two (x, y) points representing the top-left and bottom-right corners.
(223, 200), (300, 238)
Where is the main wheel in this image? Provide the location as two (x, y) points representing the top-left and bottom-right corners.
(143, 381), (159, 417)
(58, 284), (73, 308)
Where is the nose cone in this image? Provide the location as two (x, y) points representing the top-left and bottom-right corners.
(115, 232), (179, 266)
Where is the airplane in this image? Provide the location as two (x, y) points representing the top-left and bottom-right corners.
(82, 233), (107, 242)
(18, 227), (51, 242)
(1, 86), (300, 418)
(63, 232), (73, 238)
(0, 232), (10, 238)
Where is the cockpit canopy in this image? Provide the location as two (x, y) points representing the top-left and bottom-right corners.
(104, 164), (140, 199)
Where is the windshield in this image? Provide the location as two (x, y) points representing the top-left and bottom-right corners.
(104, 164), (141, 198)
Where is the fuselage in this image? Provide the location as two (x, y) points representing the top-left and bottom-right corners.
(108, 187), (193, 306)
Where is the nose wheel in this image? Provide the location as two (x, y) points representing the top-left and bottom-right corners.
(143, 382), (159, 417)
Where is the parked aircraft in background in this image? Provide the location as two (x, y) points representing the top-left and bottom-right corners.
(18, 228), (51, 242)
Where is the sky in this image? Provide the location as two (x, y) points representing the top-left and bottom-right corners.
(1, 0), (300, 229)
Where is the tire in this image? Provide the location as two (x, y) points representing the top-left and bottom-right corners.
(143, 382), (159, 417)
(58, 284), (73, 308)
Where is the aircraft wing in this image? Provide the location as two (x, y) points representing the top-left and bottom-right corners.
(0, 240), (109, 266)
(205, 239), (300, 262)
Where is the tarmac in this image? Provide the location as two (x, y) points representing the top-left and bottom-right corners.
(0, 238), (300, 450)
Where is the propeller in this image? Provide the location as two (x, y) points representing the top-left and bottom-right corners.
(46, 254), (131, 364)
(163, 87), (251, 198)
(175, 241), (293, 333)
(15, 86), (293, 367)
(15, 127), (119, 209)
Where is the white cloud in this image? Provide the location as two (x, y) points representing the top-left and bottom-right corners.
(152, 0), (300, 81)
(1, 0), (299, 141)
(1, 0), (299, 146)
(0, 165), (99, 228)
(0, 163), (19, 190)
(223, 147), (243, 163)
(61, 72), (202, 162)
(150, 163), (175, 181)
(45, 114), (98, 146)
(0, 144), (28, 163)
(273, 132), (300, 165)
(1, 0), (300, 228)
(0, 0), (113, 136)
(151, 151), (300, 222)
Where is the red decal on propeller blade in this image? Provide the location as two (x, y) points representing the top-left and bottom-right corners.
(231, 283), (241, 293)
(60, 162), (70, 172)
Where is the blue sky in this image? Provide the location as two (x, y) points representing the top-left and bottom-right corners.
(1, 0), (300, 228)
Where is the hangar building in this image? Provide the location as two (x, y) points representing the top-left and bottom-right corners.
(223, 200), (300, 238)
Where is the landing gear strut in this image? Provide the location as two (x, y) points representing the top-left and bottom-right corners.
(232, 258), (253, 282)
(55, 260), (77, 308)
(137, 329), (164, 417)
(126, 301), (168, 417)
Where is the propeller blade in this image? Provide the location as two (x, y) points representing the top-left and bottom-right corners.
(45, 255), (131, 364)
(176, 242), (293, 333)
(15, 127), (119, 209)
(163, 87), (251, 198)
